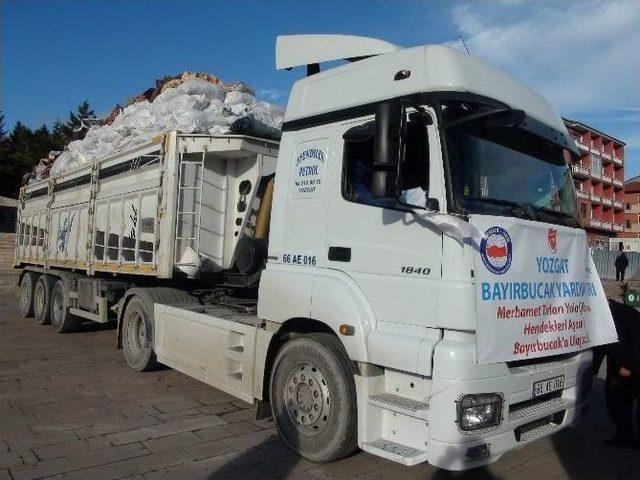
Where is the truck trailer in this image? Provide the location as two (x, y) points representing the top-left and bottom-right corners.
(15, 35), (598, 470)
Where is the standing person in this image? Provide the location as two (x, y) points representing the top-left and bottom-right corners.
(615, 245), (629, 282)
(603, 300), (640, 448)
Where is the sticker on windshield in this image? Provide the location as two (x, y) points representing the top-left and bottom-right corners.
(480, 226), (512, 275)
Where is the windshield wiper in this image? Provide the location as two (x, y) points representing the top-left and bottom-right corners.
(463, 197), (537, 220)
(442, 108), (526, 130)
(533, 206), (573, 218)
(463, 197), (580, 226)
(530, 205), (580, 226)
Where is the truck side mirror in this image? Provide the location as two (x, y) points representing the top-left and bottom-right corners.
(425, 198), (440, 211)
(372, 101), (404, 198)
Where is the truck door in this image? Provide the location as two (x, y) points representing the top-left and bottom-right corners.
(324, 106), (446, 330)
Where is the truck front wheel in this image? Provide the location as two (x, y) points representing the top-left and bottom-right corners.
(270, 333), (358, 463)
(19, 272), (36, 317)
(122, 297), (158, 372)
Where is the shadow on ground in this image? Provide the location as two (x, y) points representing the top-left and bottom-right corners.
(78, 320), (117, 332)
(551, 375), (640, 480)
(196, 426), (509, 480)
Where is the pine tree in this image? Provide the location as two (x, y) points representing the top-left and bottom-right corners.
(0, 122), (65, 197)
(55, 100), (96, 143)
(0, 112), (9, 196)
(0, 102), (94, 197)
(0, 112), (6, 140)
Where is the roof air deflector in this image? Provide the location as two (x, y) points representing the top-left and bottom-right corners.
(275, 34), (400, 73)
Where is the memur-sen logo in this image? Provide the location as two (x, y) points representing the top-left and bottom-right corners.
(547, 228), (557, 253)
(480, 226), (513, 275)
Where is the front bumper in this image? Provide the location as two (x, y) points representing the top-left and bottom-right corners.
(426, 333), (592, 471)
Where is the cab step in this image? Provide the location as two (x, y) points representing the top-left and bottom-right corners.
(361, 439), (428, 466)
(369, 393), (430, 420)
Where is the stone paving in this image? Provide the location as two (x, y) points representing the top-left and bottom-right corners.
(0, 287), (639, 480)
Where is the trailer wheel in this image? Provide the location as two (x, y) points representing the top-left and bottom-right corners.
(122, 297), (158, 372)
(270, 333), (358, 463)
(50, 279), (80, 333)
(34, 275), (54, 325)
(18, 272), (36, 318)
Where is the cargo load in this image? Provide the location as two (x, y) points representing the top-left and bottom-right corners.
(29, 72), (284, 181)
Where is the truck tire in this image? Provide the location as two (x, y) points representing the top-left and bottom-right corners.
(34, 275), (54, 325)
(120, 288), (199, 372)
(50, 278), (80, 333)
(122, 296), (159, 372)
(19, 271), (36, 318)
(270, 333), (358, 463)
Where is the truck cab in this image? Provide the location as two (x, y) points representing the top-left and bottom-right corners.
(154, 36), (596, 470)
(244, 35), (590, 469)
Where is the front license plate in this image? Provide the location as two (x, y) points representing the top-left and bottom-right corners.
(532, 375), (565, 397)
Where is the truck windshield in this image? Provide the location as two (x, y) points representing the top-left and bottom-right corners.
(442, 101), (579, 228)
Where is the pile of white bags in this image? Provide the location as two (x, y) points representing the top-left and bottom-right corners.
(49, 77), (284, 176)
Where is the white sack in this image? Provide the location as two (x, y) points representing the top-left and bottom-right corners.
(50, 77), (283, 177)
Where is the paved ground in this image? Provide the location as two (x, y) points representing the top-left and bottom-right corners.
(1, 286), (639, 480)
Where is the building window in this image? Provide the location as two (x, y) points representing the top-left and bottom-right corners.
(590, 154), (601, 178)
(627, 220), (632, 229)
(627, 203), (631, 210)
(580, 203), (589, 219)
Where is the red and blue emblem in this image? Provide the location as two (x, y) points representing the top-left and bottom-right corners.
(480, 226), (512, 275)
(547, 228), (557, 253)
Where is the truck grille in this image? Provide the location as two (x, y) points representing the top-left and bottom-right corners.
(509, 391), (563, 421)
(507, 353), (577, 373)
(514, 411), (565, 442)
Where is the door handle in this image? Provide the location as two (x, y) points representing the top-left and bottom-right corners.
(328, 246), (351, 262)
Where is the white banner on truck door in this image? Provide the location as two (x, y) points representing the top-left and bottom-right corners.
(471, 215), (617, 365)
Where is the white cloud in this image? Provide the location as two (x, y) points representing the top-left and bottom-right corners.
(624, 130), (640, 149)
(449, 0), (640, 117)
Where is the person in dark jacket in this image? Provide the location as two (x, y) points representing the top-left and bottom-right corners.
(615, 246), (629, 282)
(598, 300), (640, 448)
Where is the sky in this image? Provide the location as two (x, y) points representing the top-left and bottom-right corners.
(1, 0), (639, 174)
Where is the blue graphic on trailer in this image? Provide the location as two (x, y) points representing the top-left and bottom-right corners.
(128, 204), (138, 240)
(57, 213), (76, 252)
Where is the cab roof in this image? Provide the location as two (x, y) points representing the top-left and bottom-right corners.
(279, 36), (567, 137)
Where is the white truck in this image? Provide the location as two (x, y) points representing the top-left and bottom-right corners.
(15, 35), (596, 470)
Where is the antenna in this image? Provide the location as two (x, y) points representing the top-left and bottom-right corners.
(459, 34), (470, 55)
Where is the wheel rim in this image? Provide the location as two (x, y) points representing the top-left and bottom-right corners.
(126, 311), (148, 355)
(283, 361), (331, 435)
(34, 283), (44, 318)
(51, 288), (63, 326)
(20, 279), (31, 312)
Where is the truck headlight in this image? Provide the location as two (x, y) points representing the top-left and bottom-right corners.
(457, 393), (503, 431)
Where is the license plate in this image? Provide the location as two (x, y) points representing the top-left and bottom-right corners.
(532, 375), (565, 397)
